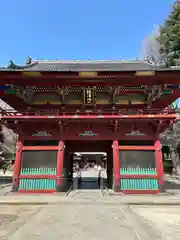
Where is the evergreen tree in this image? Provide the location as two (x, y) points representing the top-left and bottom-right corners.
(158, 1), (180, 67)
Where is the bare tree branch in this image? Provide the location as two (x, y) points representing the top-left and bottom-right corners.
(141, 26), (165, 66)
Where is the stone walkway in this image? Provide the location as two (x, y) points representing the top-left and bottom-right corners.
(0, 203), (156, 240)
(131, 206), (180, 239)
(1, 198), (180, 239)
(0, 172), (180, 239)
(1, 190), (180, 206)
(0, 189), (179, 239)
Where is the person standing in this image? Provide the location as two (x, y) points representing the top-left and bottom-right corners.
(73, 167), (81, 190)
(94, 164), (97, 170)
(97, 164), (102, 187)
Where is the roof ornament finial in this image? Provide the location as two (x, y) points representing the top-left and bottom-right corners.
(8, 60), (15, 68)
(26, 56), (32, 65)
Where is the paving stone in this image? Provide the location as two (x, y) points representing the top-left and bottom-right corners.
(0, 192), (180, 239)
(130, 206), (180, 239)
(6, 200), (157, 240)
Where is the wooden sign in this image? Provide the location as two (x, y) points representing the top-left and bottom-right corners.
(22, 72), (42, 77)
(78, 72), (98, 77)
(135, 71), (155, 76)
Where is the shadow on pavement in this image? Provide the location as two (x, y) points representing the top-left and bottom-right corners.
(80, 177), (99, 189)
(0, 176), (12, 185)
(164, 180), (180, 190)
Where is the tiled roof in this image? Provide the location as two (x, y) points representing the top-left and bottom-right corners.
(0, 59), (166, 72)
(0, 59), (179, 72)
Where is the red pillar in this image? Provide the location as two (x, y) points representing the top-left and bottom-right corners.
(155, 140), (164, 190)
(112, 140), (120, 192)
(12, 140), (23, 192)
(56, 141), (65, 192)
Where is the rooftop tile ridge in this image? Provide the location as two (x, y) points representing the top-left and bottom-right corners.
(37, 59), (148, 64)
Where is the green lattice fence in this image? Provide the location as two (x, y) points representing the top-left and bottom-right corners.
(18, 168), (56, 192)
(19, 179), (56, 191)
(120, 167), (159, 192)
(120, 179), (159, 190)
(20, 168), (56, 175)
(120, 168), (156, 175)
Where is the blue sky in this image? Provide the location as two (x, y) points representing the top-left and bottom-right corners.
(0, 0), (174, 66)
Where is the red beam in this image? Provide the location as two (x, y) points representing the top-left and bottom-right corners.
(2, 78), (180, 87)
(0, 70), (179, 78)
(119, 146), (155, 150)
(2, 77), (180, 86)
(22, 146), (58, 151)
(0, 69), (180, 86)
(0, 114), (176, 120)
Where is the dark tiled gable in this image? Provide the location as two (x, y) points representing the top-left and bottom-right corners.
(27, 60), (155, 72)
(0, 60), (158, 72)
(1, 59), (179, 72)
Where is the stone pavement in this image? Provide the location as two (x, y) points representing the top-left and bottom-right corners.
(0, 203), (157, 239)
(0, 189), (180, 239)
(0, 171), (180, 239)
(1, 190), (180, 206)
(1, 197), (180, 239)
(130, 206), (180, 240)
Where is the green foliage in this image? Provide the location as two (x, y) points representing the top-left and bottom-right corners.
(158, 1), (180, 66)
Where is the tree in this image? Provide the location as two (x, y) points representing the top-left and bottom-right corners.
(1, 125), (17, 153)
(158, 0), (180, 67)
(142, 26), (165, 65)
(0, 99), (17, 172)
(0, 125), (17, 173)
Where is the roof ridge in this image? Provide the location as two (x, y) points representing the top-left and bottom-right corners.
(37, 59), (147, 64)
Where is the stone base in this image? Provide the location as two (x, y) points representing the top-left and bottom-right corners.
(56, 184), (65, 192)
(158, 183), (165, 193)
(113, 184), (120, 192)
(12, 185), (18, 192)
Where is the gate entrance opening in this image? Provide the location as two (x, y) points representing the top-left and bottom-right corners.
(72, 152), (107, 189)
(63, 141), (113, 190)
